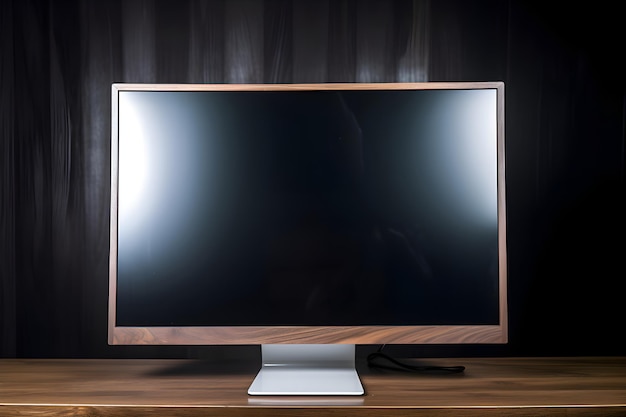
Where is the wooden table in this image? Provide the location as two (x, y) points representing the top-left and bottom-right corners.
(1, 357), (625, 416)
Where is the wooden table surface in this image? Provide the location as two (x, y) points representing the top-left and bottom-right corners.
(1, 357), (625, 416)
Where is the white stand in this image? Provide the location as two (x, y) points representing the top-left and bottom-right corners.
(248, 344), (365, 396)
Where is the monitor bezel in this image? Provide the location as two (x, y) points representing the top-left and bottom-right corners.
(108, 82), (507, 345)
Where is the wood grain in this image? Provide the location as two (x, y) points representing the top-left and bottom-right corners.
(112, 82), (504, 91)
(1, 357), (625, 416)
(110, 325), (506, 345)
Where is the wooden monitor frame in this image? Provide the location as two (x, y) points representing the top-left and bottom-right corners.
(109, 82), (507, 346)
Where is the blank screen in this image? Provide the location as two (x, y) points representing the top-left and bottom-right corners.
(116, 89), (500, 326)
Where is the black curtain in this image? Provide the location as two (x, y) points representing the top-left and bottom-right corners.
(1, 0), (624, 358)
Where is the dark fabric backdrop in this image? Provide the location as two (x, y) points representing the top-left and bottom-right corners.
(1, 0), (625, 358)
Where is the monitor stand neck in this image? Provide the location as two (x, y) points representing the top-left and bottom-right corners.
(248, 344), (364, 396)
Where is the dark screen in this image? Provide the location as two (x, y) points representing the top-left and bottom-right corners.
(116, 89), (500, 326)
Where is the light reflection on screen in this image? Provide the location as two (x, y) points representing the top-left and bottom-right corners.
(116, 89), (500, 327)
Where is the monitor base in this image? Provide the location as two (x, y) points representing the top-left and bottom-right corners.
(248, 344), (365, 396)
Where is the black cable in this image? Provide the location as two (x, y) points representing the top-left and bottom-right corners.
(367, 346), (465, 374)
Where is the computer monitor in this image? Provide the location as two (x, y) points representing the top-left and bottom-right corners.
(109, 82), (507, 395)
